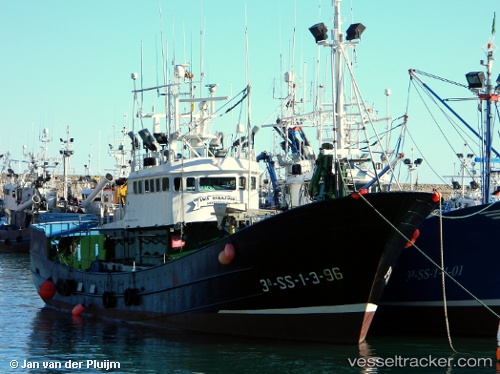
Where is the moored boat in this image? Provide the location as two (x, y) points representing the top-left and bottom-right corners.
(0, 128), (114, 253)
(30, 1), (439, 344)
(0, 137), (57, 253)
(373, 25), (500, 338)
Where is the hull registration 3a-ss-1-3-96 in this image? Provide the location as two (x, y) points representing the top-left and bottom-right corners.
(259, 267), (344, 292)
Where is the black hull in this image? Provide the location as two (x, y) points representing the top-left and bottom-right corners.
(373, 203), (500, 337)
(30, 192), (437, 343)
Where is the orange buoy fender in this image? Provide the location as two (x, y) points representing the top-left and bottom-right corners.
(72, 303), (85, 316)
(218, 251), (231, 265)
(350, 189), (368, 200)
(224, 243), (235, 261)
(405, 228), (420, 248)
(432, 190), (442, 203)
(39, 280), (56, 299)
(219, 243), (236, 265)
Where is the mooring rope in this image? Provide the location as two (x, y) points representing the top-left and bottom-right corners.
(437, 199), (458, 352)
(429, 201), (498, 219)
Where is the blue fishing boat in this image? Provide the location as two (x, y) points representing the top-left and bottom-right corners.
(374, 27), (500, 337)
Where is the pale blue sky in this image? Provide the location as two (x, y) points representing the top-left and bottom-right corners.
(1, 1), (498, 184)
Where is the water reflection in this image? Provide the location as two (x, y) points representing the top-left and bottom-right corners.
(1, 253), (497, 374)
(26, 307), (368, 373)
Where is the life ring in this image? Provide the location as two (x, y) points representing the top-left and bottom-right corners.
(102, 291), (116, 308)
(124, 288), (141, 306)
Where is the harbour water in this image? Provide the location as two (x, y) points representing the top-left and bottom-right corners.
(1, 253), (498, 373)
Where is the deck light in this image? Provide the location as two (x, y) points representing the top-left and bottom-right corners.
(346, 23), (365, 41)
(154, 132), (168, 145)
(465, 71), (485, 89)
(309, 23), (328, 43)
(138, 129), (157, 152)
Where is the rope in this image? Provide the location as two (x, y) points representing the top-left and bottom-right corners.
(411, 69), (469, 89)
(356, 192), (500, 320)
(429, 201), (498, 219)
(437, 199), (457, 352)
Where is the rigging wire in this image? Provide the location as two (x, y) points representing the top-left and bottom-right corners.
(410, 77), (478, 154)
(404, 76), (482, 184)
(412, 69), (469, 89)
(339, 47), (399, 191)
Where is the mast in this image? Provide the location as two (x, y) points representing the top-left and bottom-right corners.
(475, 40), (498, 204)
(59, 125), (74, 202)
(483, 42), (495, 203)
(465, 15), (499, 204)
(331, 0), (344, 151)
(309, 0), (366, 198)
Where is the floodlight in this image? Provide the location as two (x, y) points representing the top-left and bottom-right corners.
(465, 71), (485, 89)
(346, 23), (365, 41)
(153, 132), (168, 145)
(309, 23), (328, 43)
(138, 129), (157, 152)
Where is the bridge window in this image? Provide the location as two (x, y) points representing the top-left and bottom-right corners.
(186, 177), (195, 191)
(199, 177), (236, 191)
(162, 177), (169, 191)
(239, 176), (246, 190)
(174, 177), (182, 191)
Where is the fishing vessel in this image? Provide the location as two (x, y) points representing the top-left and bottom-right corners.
(0, 127), (113, 252)
(260, 27), (405, 211)
(373, 29), (500, 337)
(0, 132), (58, 253)
(30, 1), (439, 344)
